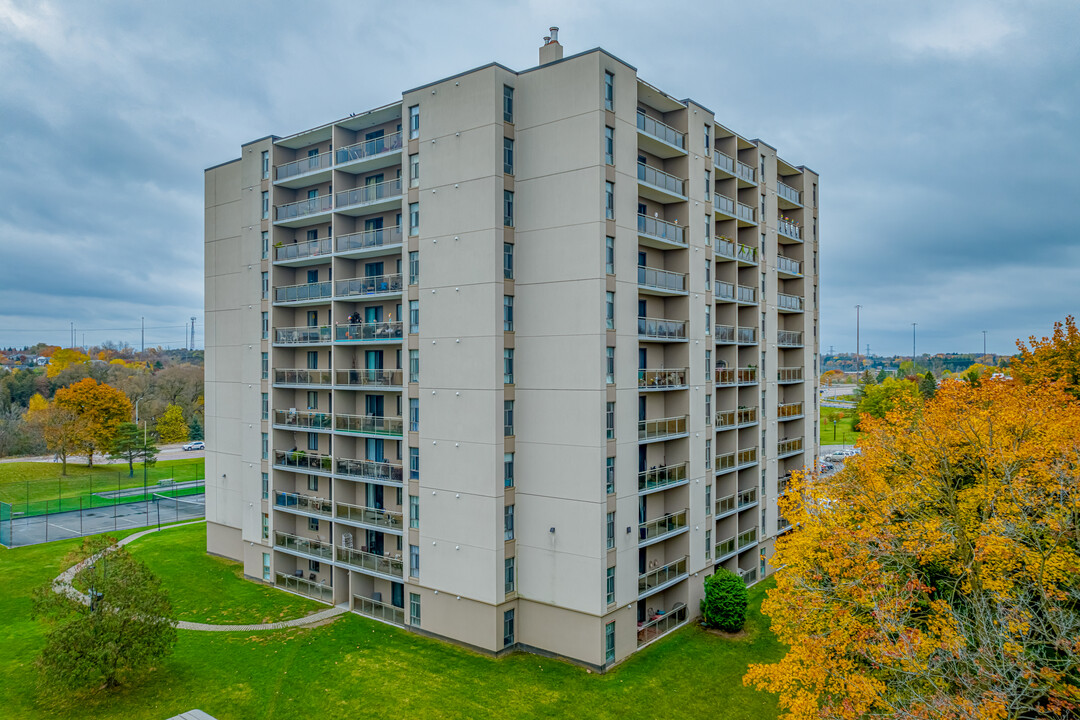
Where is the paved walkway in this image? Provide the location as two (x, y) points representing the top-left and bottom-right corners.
(52, 520), (347, 632)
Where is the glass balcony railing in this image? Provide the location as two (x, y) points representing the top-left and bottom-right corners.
(738, 527), (758, 549)
(738, 447), (758, 466)
(636, 603), (688, 647)
(779, 474), (792, 495)
(336, 273), (404, 299)
(638, 265), (686, 293)
(637, 214), (686, 246)
(737, 202), (756, 224)
(275, 150), (332, 181)
(778, 437), (804, 456)
(716, 238), (736, 260)
(715, 281), (735, 301)
(275, 281), (333, 304)
(736, 161), (756, 184)
(638, 462), (688, 493)
(716, 410), (735, 429)
(778, 367), (804, 383)
(335, 369), (403, 388)
(275, 236), (332, 262)
(336, 502), (402, 530)
(335, 457), (403, 484)
(274, 326), (331, 345)
(638, 416), (687, 441)
(335, 546), (404, 578)
(777, 255), (802, 276)
(715, 324), (735, 343)
(778, 516), (793, 533)
(777, 181), (801, 205)
(715, 536), (736, 558)
(716, 368), (736, 386)
(275, 195), (333, 222)
(638, 556), (687, 595)
(275, 572), (333, 603)
(637, 163), (686, 197)
(335, 414), (403, 437)
(273, 409), (332, 430)
(741, 567), (759, 585)
(273, 450), (333, 473)
(335, 178), (403, 209)
(737, 326), (757, 344)
(716, 452), (735, 472)
(353, 594), (405, 625)
(714, 150), (735, 174)
(738, 487), (758, 509)
(777, 293), (804, 312)
(336, 225), (403, 254)
(636, 112), (686, 149)
(639, 509), (687, 542)
(275, 530), (333, 560)
(274, 368), (332, 386)
(714, 194), (735, 216)
(778, 330), (804, 347)
(738, 368), (758, 385)
(716, 494), (736, 516)
(274, 491), (332, 516)
(737, 244), (757, 263)
(336, 131), (403, 164)
(335, 322), (404, 343)
(638, 368), (687, 389)
(737, 407), (757, 425)
(638, 317), (687, 341)
(778, 218), (802, 240)
(778, 402), (804, 419)
(737, 285), (757, 304)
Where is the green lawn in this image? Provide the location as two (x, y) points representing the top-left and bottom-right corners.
(0, 458), (204, 516)
(820, 406), (862, 446)
(0, 522), (785, 720)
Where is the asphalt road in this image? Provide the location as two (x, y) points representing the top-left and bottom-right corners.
(0, 444), (205, 464)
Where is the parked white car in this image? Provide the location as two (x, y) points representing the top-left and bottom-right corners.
(826, 449), (858, 462)
(183, 441), (205, 451)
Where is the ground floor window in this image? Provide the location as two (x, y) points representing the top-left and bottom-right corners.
(503, 609), (515, 647)
(410, 593), (421, 626)
(605, 621), (616, 663)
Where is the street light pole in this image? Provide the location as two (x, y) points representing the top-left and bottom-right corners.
(855, 305), (862, 375)
(983, 330), (987, 356)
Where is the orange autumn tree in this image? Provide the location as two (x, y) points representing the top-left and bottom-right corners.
(745, 377), (1080, 719)
(1012, 315), (1080, 398)
(54, 378), (132, 467)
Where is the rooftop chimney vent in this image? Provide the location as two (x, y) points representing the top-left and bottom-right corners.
(539, 26), (563, 64)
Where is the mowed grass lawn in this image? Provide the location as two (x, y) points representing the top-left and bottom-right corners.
(0, 521), (785, 720)
(0, 458), (204, 516)
(820, 406), (862, 446)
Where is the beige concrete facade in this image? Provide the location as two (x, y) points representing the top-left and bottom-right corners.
(204, 36), (819, 670)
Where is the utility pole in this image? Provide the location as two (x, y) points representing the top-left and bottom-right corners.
(982, 330), (987, 356)
(190, 316), (196, 351)
(912, 323), (917, 374)
(69, 321), (74, 348)
(141, 316), (145, 353)
(855, 305), (862, 373)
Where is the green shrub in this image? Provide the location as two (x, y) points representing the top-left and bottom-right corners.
(700, 568), (748, 632)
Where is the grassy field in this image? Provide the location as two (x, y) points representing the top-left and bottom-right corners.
(820, 406), (862, 446)
(0, 522), (785, 720)
(0, 458), (204, 516)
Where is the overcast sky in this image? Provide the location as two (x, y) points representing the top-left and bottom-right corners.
(1, 0), (1077, 355)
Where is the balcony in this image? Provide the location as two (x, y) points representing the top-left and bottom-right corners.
(637, 266), (687, 296)
(715, 324), (735, 344)
(638, 317), (687, 342)
(336, 225), (404, 258)
(273, 409), (332, 432)
(737, 447), (758, 469)
(335, 131), (403, 171)
(736, 161), (756, 187)
(275, 572), (332, 603)
(336, 273), (404, 300)
(335, 178), (403, 216)
(274, 281), (333, 306)
(275, 237), (332, 266)
(737, 407), (758, 427)
(637, 214), (686, 249)
(778, 293), (804, 313)
(737, 202), (757, 226)
(274, 450), (333, 475)
(777, 181), (802, 208)
(714, 194), (736, 219)
(637, 603), (688, 647)
(638, 415), (688, 443)
(778, 330), (804, 348)
(637, 163), (687, 203)
(636, 112), (687, 157)
(738, 367), (758, 386)
(336, 502), (403, 533)
(715, 238), (736, 261)
(778, 217), (802, 242)
(778, 367), (804, 383)
(638, 556), (688, 597)
(736, 285), (757, 305)
(716, 494), (736, 518)
(335, 413), (404, 438)
(274, 195), (333, 227)
(274, 368), (332, 387)
(639, 509), (688, 545)
(737, 326), (757, 345)
(274, 326), (331, 346)
(638, 368), (687, 391)
(738, 487), (758, 510)
(335, 546), (404, 579)
(737, 243), (758, 265)
(778, 402), (804, 421)
(778, 516), (793, 534)
(335, 457), (403, 486)
(715, 281), (735, 302)
(715, 536), (737, 561)
(778, 437), (804, 458)
(716, 410), (735, 430)
(335, 369), (403, 389)
(716, 452), (735, 474)
(275, 530), (333, 561)
(353, 594), (405, 626)
(740, 567), (760, 585)
(274, 150), (333, 187)
(776, 255), (802, 278)
(714, 150), (735, 176)
(638, 462), (688, 494)
(737, 527), (758, 550)
(274, 491), (332, 517)
(335, 322), (404, 344)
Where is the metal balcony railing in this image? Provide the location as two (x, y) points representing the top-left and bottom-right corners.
(274, 326), (331, 345)
(714, 194), (735, 216)
(336, 131), (403, 164)
(778, 293), (804, 311)
(274, 491), (332, 516)
(638, 416), (687, 441)
(275, 195), (332, 222)
(737, 285), (757, 304)
(715, 324), (735, 343)
(636, 112), (686, 149)
(778, 330), (804, 347)
(737, 202), (756, 224)
(737, 244), (757, 263)
(638, 317), (687, 341)
(638, 368), (687, 389)
(638, 556), (687, 595)
(716, 238), (736, 260)
(715, 536), (736, 558)
(335, 546), (404, 578)
(738, 527), (758, 549)
(638, 463), (687, 493)
(738, 447), (758, 466)
(738, 368), (758, 385)
(638, 265), (686, 293)
(336, 502), (402, 530)
(778, 437), (804, 456)
(276, 150), (332, 181)
(716, 368), (736, 386)
(737, 407), (757, 425)
(714, 150), (735, 174)
(778, 218), (802, 240)
(336, 225), (403, 254)
(353, 594), (405, 625)
(274, 369), (332, 386)
(715, 281), (735, 301)
(778, 367), (804, 383)
(778, 402), (804, 418)
(274, 450), (333, 473)
(335, 457), (403, 484)
(716, 410), (735, 429)
(777, 181), (801, 205)
(275, 530), (333, 560)
(336, 273), (404, 299)
(777, 255), (802, 275)
(335, 414), (403, 437)
(636, 603), (688, 647)
(637, 214), (686, 245)
(275, 281), (333, 304)
(273, 409), (332, 430)
(335, 178), (403, 209)
(716, 494), (736, 516)
(639, 510), (687, 542)
(335, 322), (404, 343)
(275, 236), (332, 262)
(335, 369), (403, 388)
(716, 452), (735, 472)
(736, 161), (756, 184)
(741, 567), (759, 585)
(275, 572), (332, 603)
(738, 487), (758, 509)
(738, 326), (757, 344)
(637, 163), (686, 197)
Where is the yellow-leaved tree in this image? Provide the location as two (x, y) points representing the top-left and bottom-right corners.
(1012, 315), (1080, 397)
(745, 375), (1080, 718)
(24, 394), (88, 475)
(155, 404), (189, 444)
(45, 348), (89, 378)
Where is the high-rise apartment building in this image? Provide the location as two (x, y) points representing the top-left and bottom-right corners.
(204, 30), (819, 670)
